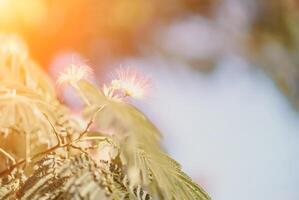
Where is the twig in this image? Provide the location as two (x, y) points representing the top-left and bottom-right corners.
(0, 104), (107, 176)
(69, 144), (89, 156)
(75, 104), (106, 141)
(43, 113), (62, 145)
(0, 148), (16, 164)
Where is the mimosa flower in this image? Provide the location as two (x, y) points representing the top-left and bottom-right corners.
(103, 67), (150, 101)
(57, 64), (92, 86)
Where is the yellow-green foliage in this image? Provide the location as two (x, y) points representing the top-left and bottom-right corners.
(0, 35), (211, 200)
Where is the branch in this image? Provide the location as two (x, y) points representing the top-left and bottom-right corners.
(0, 148), (16, 164)
(0, 104), (107, 176)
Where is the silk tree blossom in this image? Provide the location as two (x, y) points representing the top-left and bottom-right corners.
(103, 67), (151, 101)
(58, 64), (93, 105)
(57, 64), (92, 86)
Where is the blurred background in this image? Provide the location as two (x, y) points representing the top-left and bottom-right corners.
(1, 0), (299, 199)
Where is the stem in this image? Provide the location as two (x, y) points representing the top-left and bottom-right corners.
(43, 113), (62, 146)
(73, 83), (91, 106)
(25, 133), (31, 163)
(75, 104), (106, 141)
(0, 148), (16, 164)
(0, 133), (111, 176)
(0, 105), (107, 176)
(78, 136), (107, 141)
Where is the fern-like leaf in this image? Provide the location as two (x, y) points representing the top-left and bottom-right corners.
(75, 80), (210, 200)
(15, 153), (109, 200)
(0, 168), (26, 200)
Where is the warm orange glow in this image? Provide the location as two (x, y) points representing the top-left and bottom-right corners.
(0, 0), (205, 69)
(0, 0), (159, 67)
(0, 0), (46, 28)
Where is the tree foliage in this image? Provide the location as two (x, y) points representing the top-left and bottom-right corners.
(0, 35), (210, 200)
